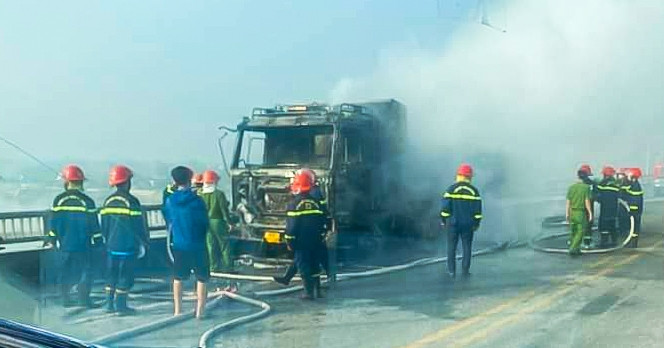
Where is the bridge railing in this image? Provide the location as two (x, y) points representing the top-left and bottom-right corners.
(0, 204), (166, 244)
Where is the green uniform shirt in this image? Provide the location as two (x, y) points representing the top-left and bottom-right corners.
(567, 182), (590, 210)
(200, 189), (231, 221)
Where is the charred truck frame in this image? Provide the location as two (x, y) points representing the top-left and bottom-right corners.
(226, 100), (407, 256)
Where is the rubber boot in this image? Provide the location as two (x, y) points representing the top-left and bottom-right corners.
(77, 283), (93, 308)
(104, 289), (115, 313)
(314, 277), (325, 299)
(61, 284), (76, 308)
(300, 277), (314, 300)
(115, 293), (135, 315)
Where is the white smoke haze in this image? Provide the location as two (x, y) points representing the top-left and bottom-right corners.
(332, 0), (664, 197)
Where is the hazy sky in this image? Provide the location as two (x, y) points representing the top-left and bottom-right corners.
(0, 0), (476, 164)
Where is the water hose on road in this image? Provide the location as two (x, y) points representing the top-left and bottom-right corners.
(532, 200), (635, 254)
(197, 292), (271, 348)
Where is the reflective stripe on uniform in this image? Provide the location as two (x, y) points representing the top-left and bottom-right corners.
(474, 214), (482, 219)
(284, 235), (296, 240)
(440, 211), (451, 217)
(443, 192), (481, 201)
(453, 185), (477, 196)
(92, 233), (103, 238)
(48, 230), (56, 237)
(625, 189), (644, 196)
(629, 205), (640, 211)
(100, 207), (142, 216)
(597, 185), (620, 192)
(286, 210), (324, 217)
(51, 206), (96, 213)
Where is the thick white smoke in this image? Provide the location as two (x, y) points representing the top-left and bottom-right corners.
(332, 0), (664, 195)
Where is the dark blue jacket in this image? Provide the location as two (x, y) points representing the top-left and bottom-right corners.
(596, 177), (620, 218)
(440, 181), (482, 229)
(163, 188), (209, 252)
(625, 180), (644, 215)
(48, 189), (101, 252)
(101, 190), (148, 256)
(285, 193), (327, 251)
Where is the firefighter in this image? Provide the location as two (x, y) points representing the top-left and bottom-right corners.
(566, 169), (593, 256)
(285, 170), (327, 299)
(274, 168), (332, 287)
(578, 164), (597, 249)
(48, 165), (102, 307)
(163, 166), (210, 318)
(596, 166), (620, 247)
(199, 170), (234, 274)
(440, 164), (482, 278)
(100, 165), (149, 314)
(191, 173), (204, 194)
(616, 169), (631, 240)
(625, 168), (644, 248)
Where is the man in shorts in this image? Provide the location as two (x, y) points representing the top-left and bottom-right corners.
(163, 166), (210, 318)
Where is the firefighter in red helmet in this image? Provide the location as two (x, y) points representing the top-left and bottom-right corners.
(596, 166), (620, 247)
(284, 170), (328, 299)
(625, 168), (644, 248)
(100, 165), (149, 314)
(440, 164), (482, 279)
(48, 165), (101, 307)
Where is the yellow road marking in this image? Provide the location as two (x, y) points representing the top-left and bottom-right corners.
(402, 240), (662, 348)
(402, 291), (538, 348)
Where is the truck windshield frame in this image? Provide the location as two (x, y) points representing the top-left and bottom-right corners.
(232, 125), (334, 170)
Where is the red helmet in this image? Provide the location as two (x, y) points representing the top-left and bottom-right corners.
(202, 170), (220, 184)
(192, 173), (204, 185)
(109, 165), (133, 186)
(579, 164), (593, 175)
(601, 166), (616, 177)
(61, 164), (85, 182)
(628, 168), (642, 179)
(456, 163), (473, 178)
(290, 171), (313, 195)
(296, 168), (316, 183)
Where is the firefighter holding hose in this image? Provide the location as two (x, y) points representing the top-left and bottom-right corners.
(624, 168), (644, 248)
(440, 163), (482, 279)
(566, 169), (593, 256)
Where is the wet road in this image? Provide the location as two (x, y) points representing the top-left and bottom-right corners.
(2, 202), (662, 348)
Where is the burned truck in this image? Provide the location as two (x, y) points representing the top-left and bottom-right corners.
(224, 100), (407, 256)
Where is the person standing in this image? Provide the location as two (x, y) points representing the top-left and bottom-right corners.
(440, 164), (482, 279)
(48, 165), (102, 307)
(578, 164), (597, 249)
(163, 166), (210, 318)
(285, 170), (327, 299)
(566, 170), (593, 256)
(596, 166), (620, 247)
(625, 168), (644, 248)
(199, 170), (234, 274)
(101, 165), (149, 314)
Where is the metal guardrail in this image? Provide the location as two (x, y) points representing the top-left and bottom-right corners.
(0, 204), (166, 244)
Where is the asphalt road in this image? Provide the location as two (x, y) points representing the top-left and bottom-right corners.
(4, 201), (662, 348)
(210, 205), (663, 348)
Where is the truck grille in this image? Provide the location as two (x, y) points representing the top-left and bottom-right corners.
(262, 191), (291, 214)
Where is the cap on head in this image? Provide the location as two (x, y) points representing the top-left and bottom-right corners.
(456, 163), (473, 178)
(171, 166), (194, 186)
(62, 164), (85, 182)
(109, 165), (133, 186)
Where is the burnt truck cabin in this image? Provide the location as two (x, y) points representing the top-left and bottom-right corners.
(228, 100), (406, 256)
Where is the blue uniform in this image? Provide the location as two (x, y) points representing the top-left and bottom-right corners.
(163, 188), (210, 282)
(100, 190), (148, 301)
(285, 193), (327, 296)
(596, 177), (620, 246)
(441, 181), (482, 276)
(49, 189), (100, 305)
(624, 180), (644, 247)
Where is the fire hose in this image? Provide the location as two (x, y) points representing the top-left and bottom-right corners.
(531, 199), (636, 254)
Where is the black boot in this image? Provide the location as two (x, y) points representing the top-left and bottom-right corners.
(301, 278), (314, 300)
(115, 293), (135, 315)
(273, 276), (290, 286)
(104, 288), (115, 313)
(314, 277), (325, 298)
(62, 284), (76, 308)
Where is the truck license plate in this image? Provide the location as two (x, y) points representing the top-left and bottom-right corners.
(263, 231), (281, 244)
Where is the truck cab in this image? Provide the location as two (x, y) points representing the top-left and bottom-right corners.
(227, 100), (406, 256)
